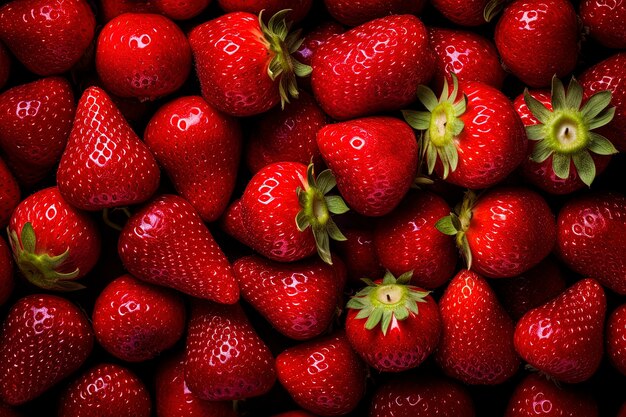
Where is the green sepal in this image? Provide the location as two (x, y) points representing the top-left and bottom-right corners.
(435, 215), (459, 236)
(572, 151), (595, 186)
(552, 153), (571, 179)
(435, 190), (477, 270)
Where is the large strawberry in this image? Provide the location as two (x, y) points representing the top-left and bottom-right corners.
(0, 158), (19, 228)
(311, 14), (435, 120)
(514, 278), (606, 383)
(0, 294), (93, 405)
(323, 0), (426, 26)
(607, 304), (626, 375)
(57, 86), (160, 211)
(144, 95), (242, 222)
(0, 238), (13, 306)
(217, 0), (312, 22)
(580, 0), (626, 49)
(7, 187), (101, 291)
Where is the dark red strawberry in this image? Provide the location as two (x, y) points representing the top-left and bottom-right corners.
(58, 363), (151, 417)
(7, 187), (101, 291)
(0, 294), (93, 405)
(118, 194), (239, 303)
(217, 0), (312, 22)
(0, 158), (19, 228)
(436, 269), (519, 385)
(100, 0), (157, 22)
(580, 0), (626, 49)
(0, 0), (95, 75)
(514, 278), (605, 383)
(608, 304), (626, 375)
(335, 227), (384, 286)
(323, 0), (426, 26)
(312, 14), (434, 120)
(276, 331), (367, 416)
(96, 13), (191, 100)
(0, 42), (9, 91)
(185, 301), (276, 401)
(0, 238), (13, 306)
(430, 0), (496, 26)
(144, 95), (242, 222)
(154, 0), (211, 20)
(0, 77), (75, 186)
(57, 86), (160, 211)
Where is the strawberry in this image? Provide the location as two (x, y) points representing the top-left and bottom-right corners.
(118, 194), (239, 303)
(58, 363), (151, 417)
(0, 158), (19, 228)
(436, 187), (556, 278)
(346, 271), (441, 372)
(276, 331), (367, 416)
(317, 116), (418, 217)
(96, 13), (191, 101)
(234, 255), (345, 340)
(0, 0), (95, 75)
(217, 0), (313, 22)
(0, 238), (13, 305)
(312, 14), (434, 121)
(374, 191), (457, 289)
(185, 301), (276, 401)
(436, 269), (519, 385)
(0, 77), (75, 186)
(514, 278), (606, 383)
(7, 187), (101, 291)
(323, 0), (426, 26)
(57, 86), (160, 211)
(430, 0), (496, 27)
(189, 10), (311, 117)
(555, 192), (626, 294)
(403, 76), (526, 188)
(335, 226), (384, 286)
(607, 304), (626, 376)
(495, 0), (579, 88)
(144, 95), (242, 222)
(580, 0), (626, 49)
(0, 294), (93, 405)
(154, 0), (211, 20)
(0, 42), (9, 91)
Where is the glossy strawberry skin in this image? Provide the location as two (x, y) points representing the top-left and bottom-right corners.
(58, 364), (151, 417)
(607, 304), (626, 375)
(154, 0), (211, 20)
(0, 294), (94, 405)
(430, 0), (490, 26)
(0, 42), (9, 90)
(436, 270), (520, 385)
(580, 0), (626, 49)
(0, 238), (13, 306)
(323, 0), (426, 26)
(514, 279), (606, 383)
(0, 158), (19, 228)
(217, 0), (312, 22)
(311, 14), (435, 120)
(335, 227), (384, 286)
(0, 0), (95, 75)
(145, 95), (242, 222)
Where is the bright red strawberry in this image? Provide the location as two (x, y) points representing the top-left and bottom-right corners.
(0, 42), (9, 91)
(0, 238), (13, 306)
(436, 269), (520, 384)
(430, 0), (495, 26)
(323, 0), (426, 26)
(217, 0), (312, 22)
(580, 0), (626, 49)
(0, 158), (19, 228)
(144, 95), (242, 222)
(189, 10), (310, 117)
(0, 0), (95, 75)
(374, 191), (456, 289)
(154, 0), (211, 20)
(608, 304), (626, 375)
(185, 301), (276, 401)
(0, 77), (75, 186)
(514, 278), (606, 383)
(0, 294), (93, 405)
(312, 15), (433, 121)
(58, 363), (151, 417)
(556, 192), (626, 294)
(335, 226), (384, 286)
(100, 0), (157, 22)
(7, 187), (101, 291)
(118, 194), (239, 303)
(437, 188), (556, 278)
(57, 86), (160, 211)
(96, 13), (191, 100)
(276, 331), (367, 416)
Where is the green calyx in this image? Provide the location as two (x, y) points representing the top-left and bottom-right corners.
(259, 9), (312, 109)
(484, 0), (507, 22)
(403, 73), (467, 179)
(524, 75), (617, 187)
(435, 190), (477, 270)
(346, 270), (430, 336)
(7, 223), (84, 291)
(295, 163), (349, 265)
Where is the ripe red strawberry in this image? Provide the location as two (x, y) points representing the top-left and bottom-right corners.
(0, 294), (93, 405)
(514, 278), (606, 383)
(96, 13), (191, 100)
(7, 187), (101, 291)
(374, 191), (456, 289)
(317, 116), (418, 217)
(57, 86), (160, 211)
(436, 269), (520, 385)
(403, 76), (526, 188)
(0, 0), (95, 75)
(189, 11), (311, 117)
(0, 77), (75, 186)
(580, 0), (626, 49)
(323, 0), (426, 26)
(154, 0), (211, 20)
(217, 0), (312, 22)
(185, 301), (276, 401)
(118, 194), (239, 303)
(556, 192), (626, 294)
(144, 95), (242, 222)
(495, 0), (579, 88)
(276, 331), (367, 416)
(607, 304), (626, 375)
(0, 238), (13, 306)
(100, 0), (157, 22)
(437, 187), (556, 278)
(312, 14), (434, 120)
(430, 0), (494, 27)
(0, 42), (9, 91)
(335, 226), (384, 286)
(58, 363), (151, 417)
(0, 158), (19, 228)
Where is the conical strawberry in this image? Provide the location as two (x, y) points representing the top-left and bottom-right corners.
(607, 304), (626, 376)
(0, 158), (19, 228)
(0, 238), (13, 306)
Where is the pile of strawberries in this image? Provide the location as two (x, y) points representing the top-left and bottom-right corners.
(0, 0), (625, 415)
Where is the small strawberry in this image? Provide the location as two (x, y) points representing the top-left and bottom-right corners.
(335, 226), (384, 286)
(154, 0), (211, 20)
(0, 42), (9, 91)
(144, 95), (242, 222)
(323, 0), (426, 26)
(217, 0), (313, 22)
(607, 304), (626, 376)
(430, 0), (497, 27)
(0, 237), (13, 305)
(436, 269), (520, 385)
(58, 364), (151, 417)
(0, 294), (94, 405)
(100, 0), (157, 22)
(580, 0), (626, 49)
(0, 158), (19, 228)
